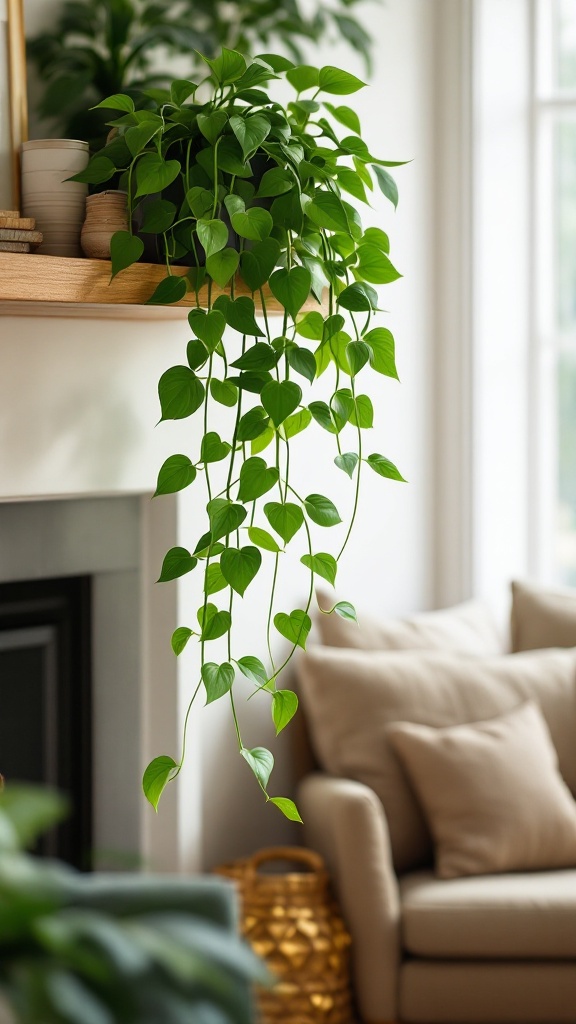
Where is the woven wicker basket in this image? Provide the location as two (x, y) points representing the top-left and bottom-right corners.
(215, 846), (353, 1024)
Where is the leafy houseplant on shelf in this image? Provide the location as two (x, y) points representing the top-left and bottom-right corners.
(73, 48), (405, 820)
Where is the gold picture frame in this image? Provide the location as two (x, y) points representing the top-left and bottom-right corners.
(6, 0), (27, 209)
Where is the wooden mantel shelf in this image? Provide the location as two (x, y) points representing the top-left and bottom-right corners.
(0, 252), (322, 320)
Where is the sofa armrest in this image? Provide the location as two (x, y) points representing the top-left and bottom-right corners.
(297, 772), (401, 1024)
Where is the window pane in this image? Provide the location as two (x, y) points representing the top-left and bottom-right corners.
(554, 0), (576, 90)
(555, 118), (576, 331)
(557, 352), (576, 583)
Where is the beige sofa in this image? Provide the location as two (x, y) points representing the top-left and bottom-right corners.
(296, 585), (576, 1024)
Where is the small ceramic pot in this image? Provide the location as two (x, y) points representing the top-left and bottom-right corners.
(81, 191), (130, 260)
(21, 139), (89, 257)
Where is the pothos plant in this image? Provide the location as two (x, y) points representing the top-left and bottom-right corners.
(73, 48), (405, 821)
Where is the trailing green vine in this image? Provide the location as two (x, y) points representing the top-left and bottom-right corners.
(73, 48), (406, 820)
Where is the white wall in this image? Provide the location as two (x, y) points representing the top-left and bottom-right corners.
(0, 0), (437, 870)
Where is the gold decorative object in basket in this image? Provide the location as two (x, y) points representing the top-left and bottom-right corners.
(215, 846), (353, 1024)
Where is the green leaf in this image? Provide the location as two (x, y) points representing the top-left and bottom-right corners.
(170, 79), (197, 106)
(230, 113), (271, 159)
(364, 327), (398, 379)
(187, 339), (209, 371)
(366, 453), (406, 481)
(251, 424), (275, 454)
(331, 388), (355, 431)
(335, 452), (359, 478)
(201, 431), (231, 464)
(274, 609), (311, 649)
(199, 604), (232, 641)
(158, 547), (197, 582)
(256, 168), (294, 198)
(241, 746), (274, 789)
(197, 219), (229, 259)
(350, 394), (374, 428)
(319, 66), (366, 95)
(264, 502), (304, 544)
(357, 244), (402, 285)
(158, 366), (204, 420)
(363, 226), (390, 252)
(220, 546), (262, 596)
(223, 296), (265, 336)
(269, 267), (311, 320)
(69, 155), (116, 185)
(139, 199), (176, 234)
(373, 165), (399, 208)
(256, 53), (295, 72)
(208, 499), (247, 541)
(93, 93), (134, 112)
(109, 231), (144, 278)
(238, 457), (279, 502)
(323, 314), (345, 340)
(135, 154), (181, 197)
(261, 380), (302, 427)
(204, 563), (228, 596)
(203, 47), (247, 85)
(281, 407), (312, 439)
(206, 247), (239, 287)
(237, 656), (269, 686)
(210, 378), (238, 407)
(240, 238), (281, 291)
(309, 401), (336, 434)
(336, 167), (367, 203)
(231, 343), (279, 371)
(306, 190), (350, 233)
(212, 136), (252, 177)
(189, 309), (226, 351)
(197, 110), (228, 144)
(171, 627), (193, 655)
(295, 311), (324, 341)
(346, 340), (371, 376)
(147, 275), (187, 305)
(193, 532), (225, 558)
(304, 493), (342, 527)
(202, 662), (235, 704)
(125, 121), (160, 158)
(142, 756), (178, 811)
(286, 65), (319, 92)
(269, 796), (303, 822)
(237, 406), (270, 442)
(334, 600), (357, 622)
(225, 195), (273, 242)
(272, 690), (299, 734)
(301, 552), (337, 586)
(324, 102), (361, 135)
(338, 282), (377, 312)
(247, 526), (281, 553)
(186, 185), (215, 218)
(155, 454), (196, 496)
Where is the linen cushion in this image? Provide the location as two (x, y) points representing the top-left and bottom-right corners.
(400, 867), (576, 958)
(512, 578), (576, 651)
(387, 702), (576, 878)
(296, 646), (576, 871)
(315, 594), (503, 655)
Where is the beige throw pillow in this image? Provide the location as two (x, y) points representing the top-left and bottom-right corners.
(386, 702), (576, 879)
(315, 594), (503, 655)
(296, 646), (576, 872)
(512, 579), (576, 652)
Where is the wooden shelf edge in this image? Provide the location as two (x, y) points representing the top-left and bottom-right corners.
(0, 252), (325, 319)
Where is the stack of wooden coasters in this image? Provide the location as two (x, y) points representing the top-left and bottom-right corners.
(0, 211), (43, 253)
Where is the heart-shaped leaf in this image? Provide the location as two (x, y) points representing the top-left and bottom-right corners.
(318, 65), (366, 95)
(201, 431), (231, 464)
(334, 600), (357, 622)
(220, 546), (262, 596)
(335, 452), (359, 478)
(296, 311), (324, 340)
(364, 327), (399, 379)
(304, 493), (342, 527)
(366, 453), (406, 482)
(306, 190), (350, 233)
(155, 454), (196, 496)
(309, 401), (337, 434)
(198, 603), (232, 641)
(286, 64), (319, 92)
(231, 343), (279, 371)
(202, 662), (235, 704)
(189, 309), (226, 351)
(350, 394), (374, 428)
(269, 267), (312, 319)
(237, 656), (270, 687)
(230, 204), (273, 242)
(230, 113), (271, 159)
(142, 756), (179, 811)
(94, 92), (135, 112)
(346, 340), (371, 376)
(206, 248), (240, 287)
(210, 378), (238, 407)
(197, 110), (228, 144)
(203, 47), (247, 86)
(170, 78), (197, 106)
(272, 690), (299, 734)
(158, 366), (204, 420)
(269, 796), (303, 822)
(251, 424), (275, 454)
(135, 153), (181, 197)
(171, 627), (194, 656)
(157, 547), (197, 582)
(187, 339), (209, 370)
(247, 526), (281, 553)
(274, 609), (311, 649)
(238, 457), (279, 502)
(261, 380), (302, 427)
(264, 502), (304, 544)
(224, 296), (265, 337)
(324, 102), (361, 135)
(237, 406), (270, 442)
(186, 186), (214, 219)
(374, 165), (399, 209)
(69, 155), (116, 185)
(281, 407), (312, 440)
(197, 218), (229, 259)
(240, 238), (281, 291)
(301, 552), (337, 586)
(139, 199), (176, 234)
(256, 168), (294, 198)
(286, 345), (316, 383)
(125, 121), (161, 157)
(208, 499), (248, 541)
(204, 563), (228, 596)
(147, 275), (187, 305)
(241, 746), (274, 789)
(110, 231), (144, 279)
(357, 243), (401, 284)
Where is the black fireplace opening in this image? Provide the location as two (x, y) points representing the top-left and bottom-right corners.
(0, 576), (92, 868)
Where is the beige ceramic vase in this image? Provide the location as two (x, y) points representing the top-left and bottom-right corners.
(81, 191), (129, 259)
(21, 139), (89, 257)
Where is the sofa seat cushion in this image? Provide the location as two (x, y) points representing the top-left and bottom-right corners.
(400, 868), (576, 959)
(512, 579), (576, 651)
